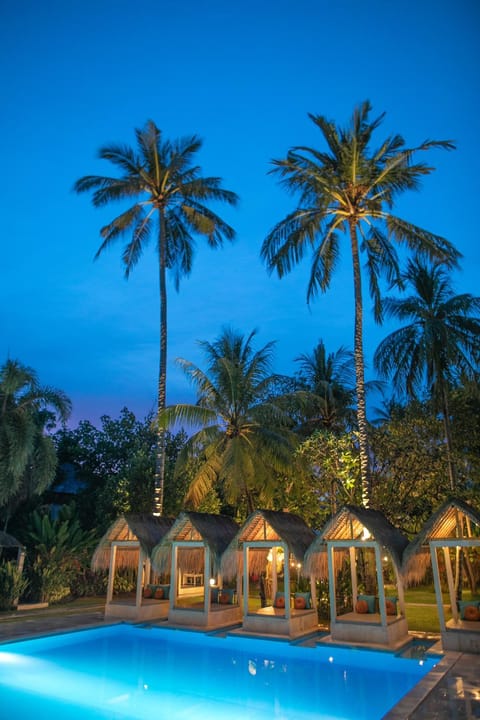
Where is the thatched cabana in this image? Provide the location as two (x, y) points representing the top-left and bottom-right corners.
(91, 513), (174, 621)
(402, 499), (480, 653)
(151, 512), (241, 629)
(305, 505), (410, 648)
(221, 510), (319, 638)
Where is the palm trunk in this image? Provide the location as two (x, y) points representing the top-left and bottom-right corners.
(349, 221), (370, 507)
(441, 383), (456, 492)
(153, 210), (167, 516)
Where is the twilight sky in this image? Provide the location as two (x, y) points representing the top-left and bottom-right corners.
(1, 0), (479, 427)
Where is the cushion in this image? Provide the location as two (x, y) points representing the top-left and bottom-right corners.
(385, 600), (396, 616)
(463, 605), (480, 621)
(355, 599), (368, 614)
(274, 593), (285, 609)
(154, 587), (164, 600)
(357, 594), (376, 613)
(149, 585), (170, 600)
(294, 592), (311, 610)
(219, 592), (231, 604)
(459, 600), (480, 620)
(294, 595), (306, 610)
(143, 587), (153, 598)
(210, 588), (219, 603)
(385, 596), (397, 615)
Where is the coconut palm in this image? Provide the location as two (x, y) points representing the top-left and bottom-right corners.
(74, 121), (238, 515)
(0, 359), (71, 527)
(160, 328), (297, 514)
(374, 257), (480, 491)
(294, 340), (356, 434)
(261, 100), (459, 506)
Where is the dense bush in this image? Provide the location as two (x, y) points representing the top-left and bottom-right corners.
(0, 561), (29, 610)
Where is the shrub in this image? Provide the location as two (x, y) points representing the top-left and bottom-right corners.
(0, 561), (29, 610)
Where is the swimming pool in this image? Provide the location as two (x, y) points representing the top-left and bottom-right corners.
(0, 624), (439, 719)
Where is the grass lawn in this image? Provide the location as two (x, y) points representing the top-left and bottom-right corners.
(404, 604), (441, 633)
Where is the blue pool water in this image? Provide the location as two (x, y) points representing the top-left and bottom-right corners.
(0, 624), (439, 719)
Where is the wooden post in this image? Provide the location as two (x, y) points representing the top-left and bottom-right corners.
(443, 545), (458, 622)
(393, 564), (406, 617)
(171, 544), (178, 610)
(310, 574), (317, 610)
(135, 548), (144, 611)
(327, 543), (336, 623)
(431, 544), (446, 631)
(283, 545), (290, 619)
(107, 544), (117, 603)
(204, 545), (211, 616)
(243, 544), (249, 616)
(375, 544), (387, 627)
(349, 546), (357, 605)
(271, 546), (278, 599)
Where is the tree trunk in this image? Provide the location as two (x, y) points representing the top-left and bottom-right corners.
(153, 210), (167, 516)
(349, 221), (370, 507)
(441, 383), (456, 492)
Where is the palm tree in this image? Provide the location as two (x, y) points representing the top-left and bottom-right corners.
(294, 340), (356, 434)
(160, 328), (297, 514)
(261, 100), (459, 506)
(374, 257), (480, 491)
(74, 121), (238, 515)
(0, 359), (71, 528)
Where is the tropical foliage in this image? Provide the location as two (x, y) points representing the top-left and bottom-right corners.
(74, 121), (238, 515)
(296, 429), (361, 515)
(160, 328), (298, 515)
(261, 100), (459, 506)
(20, 505), (95, 603)
(0, 359), (71, 529)
(0, 561), (29, 610)
(294, 340), (356, 435)
(52, 408), (189, 533)
(374, 258), (480, 490)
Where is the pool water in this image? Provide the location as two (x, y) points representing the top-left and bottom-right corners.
(0, 624), (439, 719)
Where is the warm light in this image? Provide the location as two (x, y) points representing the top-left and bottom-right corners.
(383, 555), (388, 563)
(209, 578), (216, 587)
(361, 527), (371, 540)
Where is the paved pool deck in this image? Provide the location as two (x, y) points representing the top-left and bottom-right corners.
(0, 603), (478, 719)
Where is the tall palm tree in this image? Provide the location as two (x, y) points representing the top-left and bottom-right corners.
(374, 257), (480, 491)
(261, 100), (459, 506)
(0, 359), (71, 528)
(74, 121), (238, 515)
(160, 328), (297, 514)
(294, 340), (356, 434)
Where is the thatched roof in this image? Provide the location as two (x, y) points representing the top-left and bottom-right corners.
(0, 531), (24, 549)
(151, 512), (239, 576)
(402, 498), (480, 586)
(91, 514), (174, 571)
(304, 505), (409, 576)
(221, 509), (317, 581)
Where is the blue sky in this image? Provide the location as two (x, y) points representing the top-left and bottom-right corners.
(1, 0), (479, 427)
